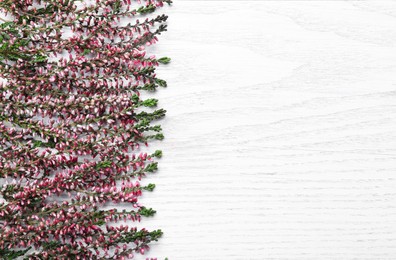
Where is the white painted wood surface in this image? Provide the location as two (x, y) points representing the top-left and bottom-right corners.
(139, 1), (396, 259)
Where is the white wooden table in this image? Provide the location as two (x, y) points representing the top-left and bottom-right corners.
(140, 1), (396, 259)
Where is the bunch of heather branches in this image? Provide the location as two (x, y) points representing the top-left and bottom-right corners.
(0, 0), (171, 258)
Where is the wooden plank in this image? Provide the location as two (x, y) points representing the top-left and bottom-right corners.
(140, 1), (396, 259)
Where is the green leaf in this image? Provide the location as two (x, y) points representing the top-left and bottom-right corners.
(95, 161), (112, 170)
(137, 4), (156, 14)
(136, 109), (166, 121)
(154, 133), (164, 140)
(82, 49), (91, 55)
(32, 54), (47, 63)
(0, 247), (31, 259)
(139, 206), (156, 217)
(131, 94), (140, 104)
(145, 162), (158, 173)
(42, 241), (61, 250)
(32, 140), (56, 148)
(152, 150), (162, 158)
(155, 78), (167, 87)
(143, 183), (156, 192)
(157, 57), (171, 64)
(138, 83), (157, 91)
(112, 0), (122, 13)
(142, 98), (158, 107)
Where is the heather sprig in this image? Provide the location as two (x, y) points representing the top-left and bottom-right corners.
(0, 0), (171, 258)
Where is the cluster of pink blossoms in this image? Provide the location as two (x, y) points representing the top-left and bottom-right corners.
(0, 0), (171, 258)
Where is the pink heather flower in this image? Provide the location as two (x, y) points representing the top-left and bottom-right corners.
(0, 0), (170, 258)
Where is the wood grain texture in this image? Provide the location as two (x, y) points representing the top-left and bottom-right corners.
(137, 1), (396, 259)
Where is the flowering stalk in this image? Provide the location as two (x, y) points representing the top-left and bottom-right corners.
(0, 0), (170, 258)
